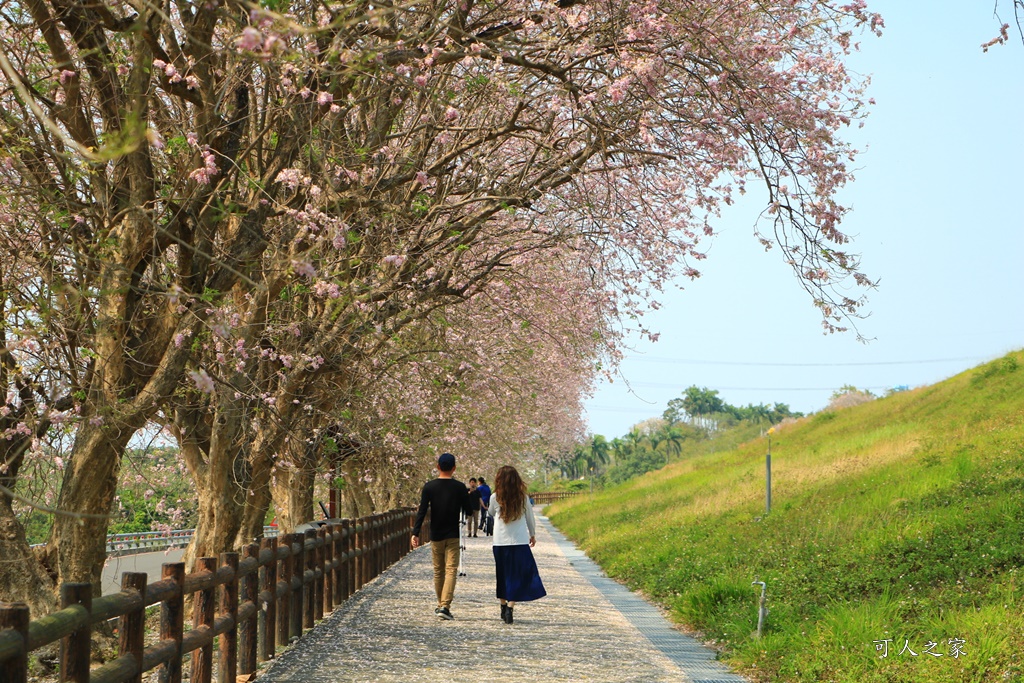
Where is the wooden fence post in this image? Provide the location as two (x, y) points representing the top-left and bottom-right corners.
(383, 512), (392, 567)
(365, 516), (374, 582)
(321, 524), (333, 614)
(59, 582), (91, 683)
(191, 557), (217, 683)
(359, 517), (368, 588)
(240, 544), (259, 675)
(403, 510), (410, 558)
(391, 511), (399, 565)
(370, 515), (379, 580)
(389, 512), (398, 566)
(276, 535), (291, 647)
(303, 529), (316, 629)
(289, 533), (303, 641)
(382, 513), (390, 569)
(403, 510), (411, 558)
(316, 526), (327, 620)
(0, 602), (29, 683)
(359, 518), (368, 590)
(378, 514), (387, 575)
(218, 552), (239, 683)
(160, 563), (185, 683)
(259, 537), (278, 662)
(119, 572), (148, 683)
(366, 517), (372, 585)
(381, 513), (389, 573)
(374, 515), (382, 576)
(340, 519), (352, 601)
(348, 521), (357, 593)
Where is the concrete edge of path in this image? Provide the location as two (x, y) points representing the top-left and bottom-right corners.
(537, 512), (750, 683)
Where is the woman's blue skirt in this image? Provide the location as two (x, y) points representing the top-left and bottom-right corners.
(493, 544), (547, 602)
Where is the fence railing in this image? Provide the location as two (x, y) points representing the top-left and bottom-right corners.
(531, 491), (584, 504)
(105, 527), (280, 556)
(0, 508), (416, 683)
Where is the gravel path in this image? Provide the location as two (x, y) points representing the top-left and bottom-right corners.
(257, 510), (747, 683)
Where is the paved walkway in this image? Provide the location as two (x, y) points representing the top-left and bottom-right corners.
(102, 549), (185, 596)
(258, 511), (747, 683)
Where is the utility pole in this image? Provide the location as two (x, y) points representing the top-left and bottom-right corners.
(765, 427), (774, 515)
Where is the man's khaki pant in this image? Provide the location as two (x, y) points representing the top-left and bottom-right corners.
(430, 537), (461, 608)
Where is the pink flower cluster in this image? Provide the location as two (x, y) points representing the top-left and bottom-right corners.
(189, 146), (219, 185)
(188, 369), (216, 394)
(152, 59), (200, 89)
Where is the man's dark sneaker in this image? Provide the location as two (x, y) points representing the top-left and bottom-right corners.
(434, 607), (441, 617)
(437, 607), (454, 620)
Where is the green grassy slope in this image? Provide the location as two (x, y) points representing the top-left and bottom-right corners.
(548, 352), (1024, 683)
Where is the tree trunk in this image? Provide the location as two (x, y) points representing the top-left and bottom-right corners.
(48, 420), (140, 593)
(339, 458), (376, 518)
(233, 424), (285, 546)
(234, 463), (272, 548)
(178, 393), (252, 571)
(46, 220), (196, 592)
(233, 385), (304, 544)
(0, 497), (56, 618)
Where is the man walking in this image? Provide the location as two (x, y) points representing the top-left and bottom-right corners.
(476, 476), (492, 535)
(467, 478), (482, 537)
(411, 452), (471, 620)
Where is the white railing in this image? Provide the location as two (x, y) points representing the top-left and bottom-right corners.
(104, 526), (280, 555)
(30, 527), (283, 555)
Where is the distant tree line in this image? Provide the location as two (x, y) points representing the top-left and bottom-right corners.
(559, 386), (803, 486)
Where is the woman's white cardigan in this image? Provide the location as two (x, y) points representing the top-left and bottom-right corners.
(489, 496), (536, 546)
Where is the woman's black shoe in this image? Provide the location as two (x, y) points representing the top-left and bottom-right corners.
(500, 604), (508, 622)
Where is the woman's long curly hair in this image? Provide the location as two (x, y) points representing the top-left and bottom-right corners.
(494, 465), (527, 524)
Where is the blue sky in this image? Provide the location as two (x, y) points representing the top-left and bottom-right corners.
(584, 1), (1024, 439)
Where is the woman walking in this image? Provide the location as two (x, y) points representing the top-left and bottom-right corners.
(490, 465), (546, 624)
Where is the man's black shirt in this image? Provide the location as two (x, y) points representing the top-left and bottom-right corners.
(412, 477), (471, 541)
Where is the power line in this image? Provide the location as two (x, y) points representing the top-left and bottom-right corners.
(626, 382), (895, 391)
(626, 356), (985, 368)
(586, 383), (895, 413)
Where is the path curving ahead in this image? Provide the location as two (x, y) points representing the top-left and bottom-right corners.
(258, 511), (747, 683)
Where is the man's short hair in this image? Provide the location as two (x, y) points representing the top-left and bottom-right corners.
(437, 452), (456, 472)
(469, 477), (477, 483)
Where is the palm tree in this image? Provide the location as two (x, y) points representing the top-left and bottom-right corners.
(609, 437), (625, 464)
(662, 426), (688, 464)
(648, 431), (666, 465)
(590, 434), (611, 470)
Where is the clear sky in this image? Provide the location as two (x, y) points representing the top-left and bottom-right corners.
(584, 1), (1024, 439)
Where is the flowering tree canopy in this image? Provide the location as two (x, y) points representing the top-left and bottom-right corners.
(0, 0), (880, 605)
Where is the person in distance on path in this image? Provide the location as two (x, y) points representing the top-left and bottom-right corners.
(411, 452), (472, 620)
(476, 476), (491, 533)
(490, 465), (546, 624)
(467, 478), (482, 537)
(475, 479), (491, 532)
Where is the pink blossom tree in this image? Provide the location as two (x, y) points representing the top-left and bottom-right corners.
(0, 0), (881, 607)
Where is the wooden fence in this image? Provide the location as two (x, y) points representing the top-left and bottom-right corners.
(0, 508), (416, 683)
(531, 491), (584, 504)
